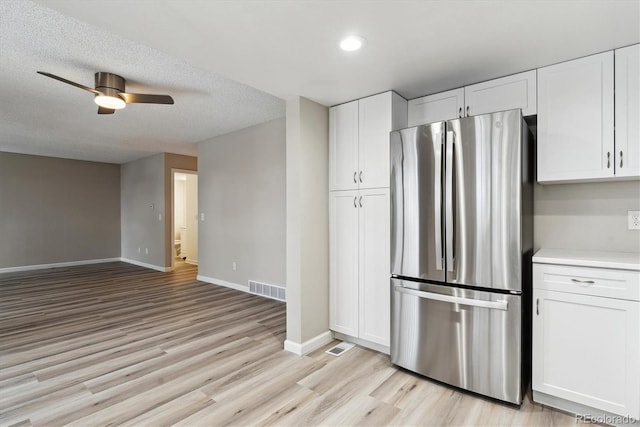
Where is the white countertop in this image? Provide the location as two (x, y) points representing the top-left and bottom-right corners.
(533, 248), (640, 271)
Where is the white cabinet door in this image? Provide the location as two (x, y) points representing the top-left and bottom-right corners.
(358, 92), (407, 189)
(464, 70), (537, 116)
(533, 289), (640, 418)
(408, 88), (464, 126)
(329, 190), (359, 337)
(329, 101), (359, 191)
(358, 188), (390, 347)
(615, 44), (640, 178)
(537, 51), (614, 183)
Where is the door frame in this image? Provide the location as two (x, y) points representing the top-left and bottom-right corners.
(171, 168), (198, 270)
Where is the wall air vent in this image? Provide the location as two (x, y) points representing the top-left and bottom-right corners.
(248, 280), (286, 302)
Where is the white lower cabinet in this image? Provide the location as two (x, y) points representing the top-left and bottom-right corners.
(532, 252), (640, 420)
(330, 188), (390, 350)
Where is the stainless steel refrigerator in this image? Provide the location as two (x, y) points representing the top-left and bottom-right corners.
(390, 109), (533, 405)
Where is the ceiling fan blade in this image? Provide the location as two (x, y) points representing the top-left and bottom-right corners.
(97, 106), (115, 114)
(37, 71), (101, 95)
(120, 93), (174, 105)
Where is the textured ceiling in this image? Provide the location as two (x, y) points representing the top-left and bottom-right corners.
(2, 0), (639, 164)
(35, 0), (640, 106)
(0, 0), (285, 164)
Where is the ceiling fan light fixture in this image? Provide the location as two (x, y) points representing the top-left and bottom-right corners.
(94, 94), (126, 110)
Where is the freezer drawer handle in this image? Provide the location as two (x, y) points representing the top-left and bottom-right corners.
(571, 278), (595, 285)
(394, 285), (509, 311)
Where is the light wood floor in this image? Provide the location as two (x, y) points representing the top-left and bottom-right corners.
(0, 262), (576, 426)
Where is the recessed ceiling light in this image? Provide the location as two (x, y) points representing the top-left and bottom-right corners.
(340, 36), (365, 52)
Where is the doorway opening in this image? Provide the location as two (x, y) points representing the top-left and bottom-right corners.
(172, 169), (198, 270)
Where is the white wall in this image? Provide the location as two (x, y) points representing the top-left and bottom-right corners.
(197, 118), (286, 288)
(184, 173), (198, 264)
(285, 96), (330, 346)
(534, 180), (640, 253)
(174, 177), (185, 240)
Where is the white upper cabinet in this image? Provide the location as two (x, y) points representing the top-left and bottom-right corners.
(537, 51), (615, 183)
(359, 92), (407, 189)
(329, 101), (359, 191)
(407, 88), (464, 126)
(615, 44), (640, 178)
(407, 70), (536, 127)
(464, 70), (537, 117)
(329, 92), (407, 191)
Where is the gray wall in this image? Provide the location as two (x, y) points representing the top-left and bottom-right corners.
(286, 97), (329, 345)
(534, 181), (640, 253)
(0, 151), (120, 268)
(198, 118), (286, 287)
(120, 153), (165, 267)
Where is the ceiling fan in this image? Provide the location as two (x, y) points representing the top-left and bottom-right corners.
(37, 71), (174, 114)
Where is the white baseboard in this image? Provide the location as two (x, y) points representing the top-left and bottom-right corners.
(197, 275), (248, 292)
(284, 330), (333, 356)
(533, 391), (639, 424)
(0, 257), (122, 274)
(332, 332), (390, 355)
(120, 257), (173, 272)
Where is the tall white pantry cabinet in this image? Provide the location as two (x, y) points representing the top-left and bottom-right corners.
(329, 91), (407, 351)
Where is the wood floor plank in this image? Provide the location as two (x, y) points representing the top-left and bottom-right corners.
(0, 261), (579, 426)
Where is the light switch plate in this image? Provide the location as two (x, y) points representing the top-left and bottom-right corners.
(628, 211), (640, 230)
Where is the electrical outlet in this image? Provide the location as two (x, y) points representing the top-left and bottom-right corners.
(232, 261), (237, 271)
(629, 211), (640, 230)
(145, 248), (149, 254)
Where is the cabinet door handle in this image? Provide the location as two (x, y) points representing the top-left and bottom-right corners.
(607, 152), (611, 169)
(359, 171), (363, 183)
(536, 298), (539, 316)
(353, 171), (357, 183)
(620, 150), (624, 168)
(466, 106), (470, 116)
(458, 107), (462, 118)
(571, 278), (595, 285)
(354, 196), (357, 208)
(359, 196), (363, 208)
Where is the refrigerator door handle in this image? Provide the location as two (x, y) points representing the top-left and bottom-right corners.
(434, 132), (443, 271)
(394, 285), (509, 311)
(445, 130), (455, 272)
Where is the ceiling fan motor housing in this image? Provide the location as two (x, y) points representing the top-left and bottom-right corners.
(95, 72), (125, 98)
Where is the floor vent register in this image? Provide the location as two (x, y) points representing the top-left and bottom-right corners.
(248, 280), (286, 302)
(325, 342), (355, 357)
